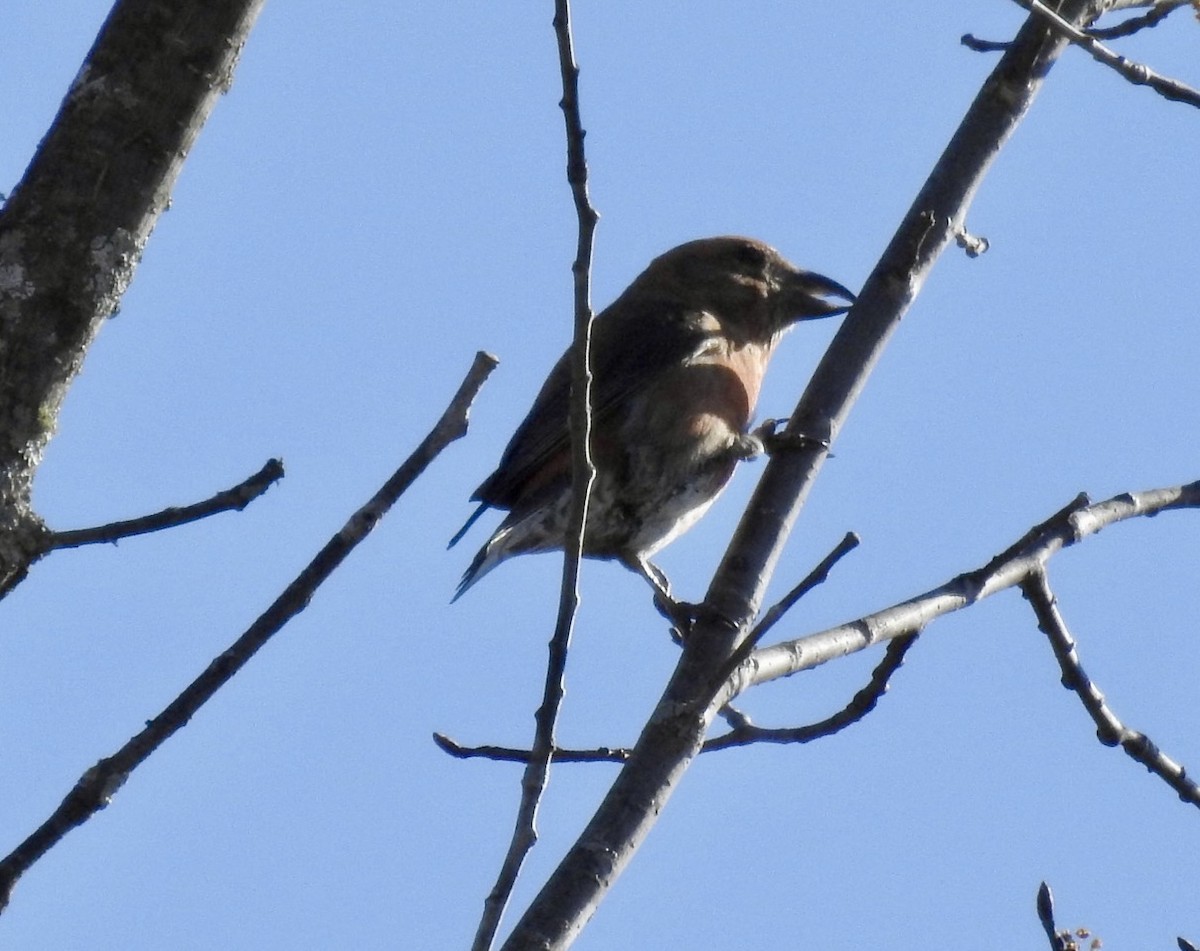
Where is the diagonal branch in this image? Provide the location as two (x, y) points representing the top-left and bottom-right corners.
(1088, 0), (1190, 39)
(44, 458), (284, 551)
(1021, 568), (1200, 808)
(743, 482), (1200, 690)
(705, 531), (860, 696)
(501, 6), (1112, 946)
(0, 351), (497, 913)
(1013, 0), (1200, 108)
(470, 4), (600, 949)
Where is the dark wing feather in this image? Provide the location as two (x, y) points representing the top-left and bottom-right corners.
(471, 298), (712, 509)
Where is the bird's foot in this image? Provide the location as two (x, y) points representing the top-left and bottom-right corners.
(741, 418), (831, 457)
(651, 593), (700, 643)
(622, 554), (697, 641)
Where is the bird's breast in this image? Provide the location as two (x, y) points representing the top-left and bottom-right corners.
(672, 337), (772, 443)
(619, 337), (773, 478)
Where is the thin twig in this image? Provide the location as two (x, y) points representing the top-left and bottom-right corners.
(434, 733), (629, 764)
(1088, 0), (1188, 39)
(434, 632), (917, 764)
(1014, 0), (1200, 108)
(1021, 568), (1200, 808)
(707, 532), (860, 693)
(45, 458), (284, 550)
(751, 532), (861, 645)
(705, 634), (918, 752)
(0, 352), (498, 912)
(961, 33), (1012, 52)
(470, 4), (599, 949)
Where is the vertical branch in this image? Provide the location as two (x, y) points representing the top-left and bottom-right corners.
(470, 2), (599, 948)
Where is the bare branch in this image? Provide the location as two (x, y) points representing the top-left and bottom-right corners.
(45, 458), (284, 551)
(0, 352), (497, 912)
(705, 634), (918, 752)
(502, 7), (1114, 945)
(1021, 569), (1200, 808)
(0, 0), (269, 593)
(707, 532), (860, 694)
(434, 631), (916, 761)
(1014, 0), (1200, 108)
(472, 3), (600, 948)
(434, 733), (629, 765)
(744, 482), (1200, 688)
(752, 533), (861, 645)
(961, 33), (1013, 52)
(1088, 0), (1189, 39)
(443, 480), (1200, 773)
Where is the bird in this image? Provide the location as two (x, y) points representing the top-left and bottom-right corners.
(449, 236), (854, 606)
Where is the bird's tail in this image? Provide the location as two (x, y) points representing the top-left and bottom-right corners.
(451, 535), (502, 603)
(447, 502), (489, 549)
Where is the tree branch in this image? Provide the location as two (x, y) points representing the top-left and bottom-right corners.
(434, 733), (630, 765)
(501, 5), (1106, 946)
(1013, 0), (1200, 108)
(961, 33), (1013, 52)
(743, 482), (1200, 689)
(472, 4), (600, 948)
(433, 632), (916, 761)
(44, 458), (284, 551)
(0, 352), (497, 913)
(1088, 0), (1189, 39)
(0, 0), (268, 593)
(1021, 568), (1200, 808)
(706, 531), (860, 695)
(437, 474), (1199, 775)
(705, 634), (918, 752)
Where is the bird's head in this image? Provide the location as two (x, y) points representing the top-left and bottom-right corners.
(629, 236), (855, 342)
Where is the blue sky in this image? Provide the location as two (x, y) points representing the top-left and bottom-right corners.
(2, 2), (1198, 949)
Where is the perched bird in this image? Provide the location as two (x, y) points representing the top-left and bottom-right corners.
(450, 236), (854, 604)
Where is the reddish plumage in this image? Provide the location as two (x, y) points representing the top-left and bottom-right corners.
(450, 236), (854, 602)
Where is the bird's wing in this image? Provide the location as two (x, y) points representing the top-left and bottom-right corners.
(471, 299), (715, 509)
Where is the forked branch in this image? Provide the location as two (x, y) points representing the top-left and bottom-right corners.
(1012, 0), (1200, 108)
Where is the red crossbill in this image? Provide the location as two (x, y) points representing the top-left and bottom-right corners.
(451, 236), (854, 603)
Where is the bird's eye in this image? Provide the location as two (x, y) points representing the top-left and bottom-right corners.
(734, 243), (768, 270)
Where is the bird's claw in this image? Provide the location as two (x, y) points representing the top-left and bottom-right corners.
(743, 418), (830, 457)
(731, 417), (781, 460)
(652, 592), (700, 642)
